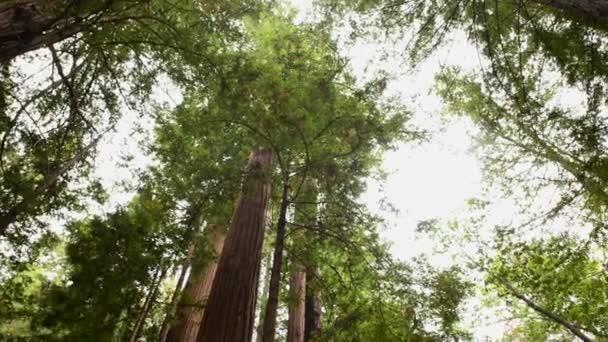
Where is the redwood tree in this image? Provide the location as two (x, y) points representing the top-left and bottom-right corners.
(534, 0), (608, 23)
(260, 183), (290, 342)
(0, 0), (149, 62)
(196, 148), (272, 342)
(166, 224), (226, 342)
(304, 269), (322, 341)
(287, 261), (306, 342)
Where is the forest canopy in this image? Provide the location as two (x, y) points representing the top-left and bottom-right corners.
(0, 0), (607, 341)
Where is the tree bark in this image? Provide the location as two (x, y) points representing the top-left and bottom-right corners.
(286, 262), (306, 342)
(0, 0), (122, 62)
(0, 0), (78, 61)
(304, 269), (321, 342)
(196, 148), (272, 342)
(158, 234), (198, 342)
(255, 251), (274, 342)
(534, 0), (608, 23)
(167, 224), (226, 342)
(260, 182), (290, 342)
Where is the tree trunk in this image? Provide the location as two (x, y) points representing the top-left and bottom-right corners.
(286, 262), (306, 342)
(129, 264), (166, 342)
(167, 224), (226, 342)
(260, 182), (290, 342)
(0, 0), (126, 62)
(196, 148), (273, 342)
(255, 250), (274, 342)
(304, 269), (321, 342)
(534, 0), (608, 23)
(0, 0), (79, 62)
(158, 235), (198, 342)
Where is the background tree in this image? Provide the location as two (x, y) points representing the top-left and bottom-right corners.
(0, 0), (266, 249)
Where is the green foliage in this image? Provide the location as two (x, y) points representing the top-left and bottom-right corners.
(0, 0), (267, 244)
(489, 235), (608, 338)
(0, 2), (521, 341)
(32, 193), (171, 341)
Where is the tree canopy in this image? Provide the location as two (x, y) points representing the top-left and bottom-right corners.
(1, 0), (608, 341)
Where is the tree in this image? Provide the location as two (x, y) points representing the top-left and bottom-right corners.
(436, 64), (608, 224)
(488, 235), (608, 340)
(165, 224), (226, 342)
(31, 191), (172, 341)
(260, 183), (290, 342)
(287, 181), (317, 342)
(286, 261), (306, 342)
(300, 204), (472, 341)
(304, 268), (322, 341)
(1, 4), (485, 341)
(0, 0), (266, 247)
(319, 0), (608, 75)
(534, 0), (608, 23)
(153, 12), (414, 341)
(0, 0), (138, 62)
(196, 148), (273, 342)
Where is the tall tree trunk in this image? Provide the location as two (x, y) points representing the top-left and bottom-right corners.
(255, 250), (274, 342)
(0, 0), (78, 61)
(534, 0), (608, 23)
(129, 264), (166, 342)
(0, 0), (119, 62)
(0, 131), (106, 235)
(304, 269), (321, 342)
(158, 235), (198, 342)
(286, 261), (306, 342)
(260, 182), (290, 342)
(167, 224), (226, 342)
(196, 148), (273, 342)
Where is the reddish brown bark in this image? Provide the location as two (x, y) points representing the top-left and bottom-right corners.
(167, 225), (226, 342)
(260, 182), (290, 342)
(158, 230), (198, 342)
(287, 262), (306, 342)
(0, 0), (82, 62)
(196, 148), (272, 342)
(255, 251), (273, 342)
(304, 269), (322, 342)
(0, 1), (138, 62)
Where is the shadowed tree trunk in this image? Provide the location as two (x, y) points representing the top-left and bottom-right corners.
(304, 269), (322, 342)
(0, 0), (83, 62)
(196, 148), (272, 342)
(287, 261), (306, 342)
(255, 250), (274, 342)
(166, 224), (226, 342)
(158, 221), (201, 342)
(534, 0), (608, 23)
(0, 0), (129, 62)
(260, 182), (290, 342)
